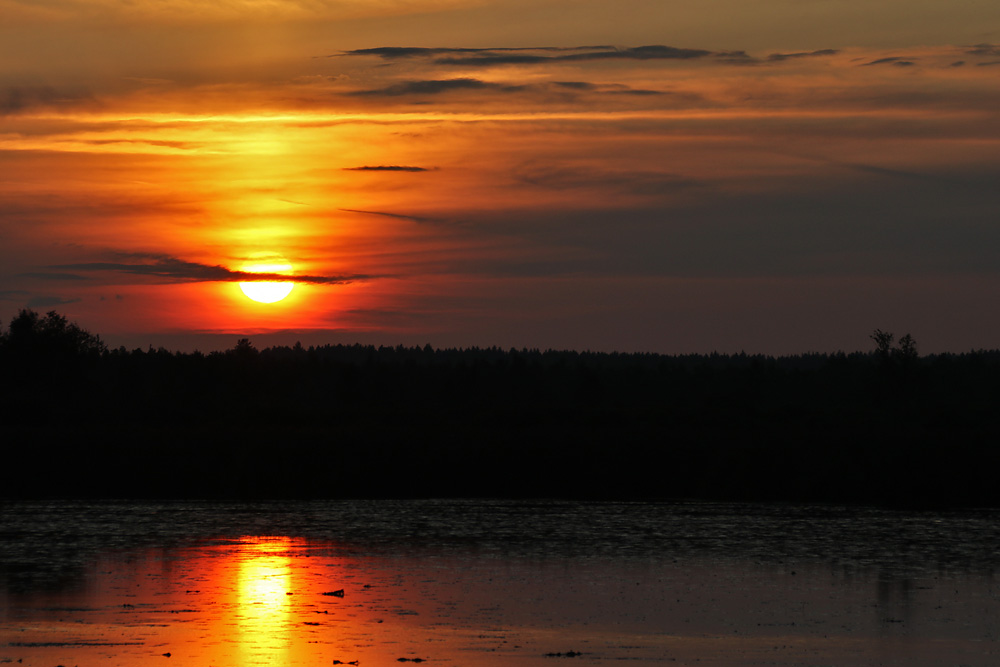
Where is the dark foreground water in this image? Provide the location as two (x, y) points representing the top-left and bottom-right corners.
(1, 500), (998, 666)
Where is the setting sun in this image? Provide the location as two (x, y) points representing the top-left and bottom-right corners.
(239, 256), (295, 304)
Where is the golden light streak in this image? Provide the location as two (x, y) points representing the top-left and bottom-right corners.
(236, 537), (293, 666)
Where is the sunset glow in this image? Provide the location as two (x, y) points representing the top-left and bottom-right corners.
(2, 1), (1000, 353)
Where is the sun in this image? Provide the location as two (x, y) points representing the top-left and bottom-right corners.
(239, 255), (295, 304)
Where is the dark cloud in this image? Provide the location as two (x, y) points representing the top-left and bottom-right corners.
(27, 296), (82, 308)
(535, 44), (714, 61)
(349, 77), (669, 99)
(340, 47), (482, 59)
(344, 165), (431, 172)
(435, 54), (553, 66)
(339, 44), (844, 71)
(862, 57), (916, 67)
(1, 86), (95, 116)
(338, 46), (616, 60)
(607, 88), (664, 96)
(978, 61), (1000, 67)
(0, 290), (30, 301)
(714, 50), (759, 64)
(349, 77), (525, 96)
(51, 253), (376, 285)
(950, 61), (966, 67)
(340, 208), (439, 224)
(767, 49), (839, 62)
(435, 45), (712, 66)
(552, 81), (598, 90)
(967, 44), (1000, 57)
(18, 272), (87, 281)
(815, 158), (961, 185)
(514, 164), (703, 197)
(550, 81), (666, 96)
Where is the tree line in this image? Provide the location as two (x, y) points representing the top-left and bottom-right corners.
(2, 309), (999, 506)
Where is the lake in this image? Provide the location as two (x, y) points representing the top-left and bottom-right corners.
(1, 500), (997, 666)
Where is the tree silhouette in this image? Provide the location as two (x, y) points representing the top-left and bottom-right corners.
(870, 329), (895, 362)
(870, 329), (918, 364)
(897, 333), (918, 361)
(2, 310), (1000, 505)
(0, 309), (106, 359)
(231, 337), (259, 359)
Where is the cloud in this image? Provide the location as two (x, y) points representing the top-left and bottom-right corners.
(1, 86), (95, 116)
(340, 208), (440, 224)
(514, 164), (703, 197)
(532, 44), (714, 61)
(862, 56), (916, 67)
(338, 46), (616, 60)
(713, 50), (759, 64)
(435, 45), (713, 66)
(967, 44), (1000, 57)
(348, 77), (671, 99)
(767, 49), (839, 61)
(606, 88), (665, 96)
(81, 139), (200, 150)
(340, 44), (712, 68)
(0, 290), (30, 302)
(344, 165), (431, 172)
(51, 253), (377, 285)
(349, 77), (525, 96)
(27, 296), (82, 308)
(552, 81), (597, 90)
(18, 272), (88, 281)
(340, 44), (846, 71)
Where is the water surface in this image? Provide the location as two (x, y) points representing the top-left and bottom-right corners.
(1, 500), (997, 666)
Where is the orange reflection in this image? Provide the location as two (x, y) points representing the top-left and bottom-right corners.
(235, 537), (293, 665)
(7, 533), (993, 667)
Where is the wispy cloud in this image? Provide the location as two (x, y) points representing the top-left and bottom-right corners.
(862, 56), (917, 67)
(18, 272), (88, 281)
(348, 77), (525, 96)
(340, 44), (713, 68)
(338, 44), (847, 72)
(552, 81), (597, 90)
(51, 253), (378, 285)
(435, 45), (713, 66)
(1, 86), (96, 116)
(344, 165), (432, 172)
(347, 77), (671, 99)
(767, 49), (839, 61)
(338, 46), (616, 60)
(0, 290), (30, 302)
(340, 208), (440, 224)
(27, 296), (82, 308)
(514, 164), (703, 197)
(967, 44), (1000, 57)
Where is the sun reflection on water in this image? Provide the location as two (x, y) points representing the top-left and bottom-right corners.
(235, 537), (295, 664)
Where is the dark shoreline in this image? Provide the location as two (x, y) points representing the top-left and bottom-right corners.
(4, 337), (1000, 507)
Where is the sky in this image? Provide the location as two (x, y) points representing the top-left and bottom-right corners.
(2, 0), (999, 355)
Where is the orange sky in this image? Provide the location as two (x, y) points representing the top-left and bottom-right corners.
(2, 1), (1000, 353)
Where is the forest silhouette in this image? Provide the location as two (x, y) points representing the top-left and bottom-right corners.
(2, 309), (998, 506)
